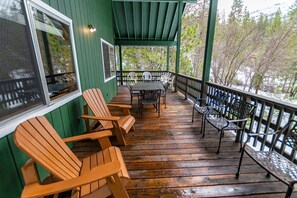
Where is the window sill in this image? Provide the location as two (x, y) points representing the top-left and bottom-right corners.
(0, 91), (81, 139)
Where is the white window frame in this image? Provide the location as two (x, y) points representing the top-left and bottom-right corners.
(101, 38), (116, 82)
(0, 0), (82, 138)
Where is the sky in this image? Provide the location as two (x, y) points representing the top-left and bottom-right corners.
(218, 0), (295, 17)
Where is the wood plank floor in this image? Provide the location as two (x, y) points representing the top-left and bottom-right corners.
(72, 86), (296, 197)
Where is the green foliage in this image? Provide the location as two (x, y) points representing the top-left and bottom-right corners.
(122, 46), (167, 71)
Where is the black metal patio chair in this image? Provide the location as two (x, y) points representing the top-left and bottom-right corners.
(205, 99), (256, 154)
(127, 84), (140, 106)
(192, 90), (230, 136)
(236, 120), (297, 198)
(138, 89), (161, 118)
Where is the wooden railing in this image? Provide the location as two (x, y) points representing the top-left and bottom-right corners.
(116, 71), (169, 85)
(117, 71), (297, 161)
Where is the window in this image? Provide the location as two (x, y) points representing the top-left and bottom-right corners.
(0, 0), (81, 136)
(31, 4), (79, 101)
(101, 39), (116, 82)
(0, 0), (44, 121)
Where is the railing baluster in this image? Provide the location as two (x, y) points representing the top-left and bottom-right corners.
(260, 103), (274, 151)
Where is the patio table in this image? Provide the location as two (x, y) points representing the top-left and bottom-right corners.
(131, 82), (165, 91)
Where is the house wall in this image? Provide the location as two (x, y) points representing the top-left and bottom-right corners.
(0, 0), (117, 197)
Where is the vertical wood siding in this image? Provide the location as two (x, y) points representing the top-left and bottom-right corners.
(0, 0), (116, 197)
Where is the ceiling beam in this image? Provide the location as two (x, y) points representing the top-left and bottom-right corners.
(148, 2), (152, 38)
(155, 3), (161, 40)
(167, 3), (178, 40)
(123, 2), (130, 39)
(141, 3), (144, 39)
(113, 0), (196, 3)
(132, 2), (136, 40)
(161, 3), (169, 40)
(115, 40), (177, 46)
(112, 3), (121, 39)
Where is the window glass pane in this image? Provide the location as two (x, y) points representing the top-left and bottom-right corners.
(0, 0), (43, 122)
(102, 42), (111, 79)
(101, 40), (116, 81)
(109, 45), (115, 78)
(32, 7), (78, 101)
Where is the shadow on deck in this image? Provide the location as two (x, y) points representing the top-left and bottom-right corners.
(72, 86), (295, 197)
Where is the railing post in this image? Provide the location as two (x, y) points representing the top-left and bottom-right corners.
(166, 46), (170, 72)
(201, 0), (218, 105)
(185, 78), (188, 100)
(119, 45), (123, 85)
(174, 0), (183, 92)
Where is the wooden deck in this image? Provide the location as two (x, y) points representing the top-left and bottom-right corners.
(72, 86), (296, 197)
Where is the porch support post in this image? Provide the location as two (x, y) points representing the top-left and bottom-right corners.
(119, 45), (123, 85)
(201, 0), (218, 101)
(166, 46), (170, 71)
(175, 0), (183, 91)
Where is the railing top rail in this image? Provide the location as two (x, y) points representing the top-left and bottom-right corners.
(176, 73), (203, 82)
(117, 71), (296, 111)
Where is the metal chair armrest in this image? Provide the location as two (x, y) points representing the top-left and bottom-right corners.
(227, 118), (248, 123)
(247, 132), (277, 138)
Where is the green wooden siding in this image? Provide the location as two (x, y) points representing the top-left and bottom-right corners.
(0, 0), (116, 197)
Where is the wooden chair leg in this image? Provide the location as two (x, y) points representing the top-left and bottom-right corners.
(106, 174), (129, 198)
(114, 127), (126, 146)
(192, 108), (195, 122)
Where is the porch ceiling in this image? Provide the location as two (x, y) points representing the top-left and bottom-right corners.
(112, 0), (196, 46)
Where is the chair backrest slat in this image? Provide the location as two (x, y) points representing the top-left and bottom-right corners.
(83, 89), (111, 127)
(14, 116), (82, 180)
(140, 89), (161, 101)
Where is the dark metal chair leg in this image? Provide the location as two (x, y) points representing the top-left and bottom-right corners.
(266, 172), (270, 178)
(217, 129), (224, 154)
(285, 186), (293, 198)
(200, 115), (204, 134)
(192, 107), (195, 122)
(236, 145), (245, 178)
(202, 116), (206, 138)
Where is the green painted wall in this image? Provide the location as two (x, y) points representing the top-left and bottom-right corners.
(0, 0), (116, 197)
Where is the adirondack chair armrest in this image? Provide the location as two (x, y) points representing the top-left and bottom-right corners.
(107, 104), (132, 109)
(81, 114), (121, 121)
(63, 130), (113, 143)
(22, 161), (121, 198)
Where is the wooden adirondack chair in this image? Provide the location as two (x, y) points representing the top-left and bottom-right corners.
(82, 88), (136, 146)
(14, 116), (130, 198)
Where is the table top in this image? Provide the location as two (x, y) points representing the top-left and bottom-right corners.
(131, 82), (165, 91)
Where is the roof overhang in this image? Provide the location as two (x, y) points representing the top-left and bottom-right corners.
(112, 0), (196, 46)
